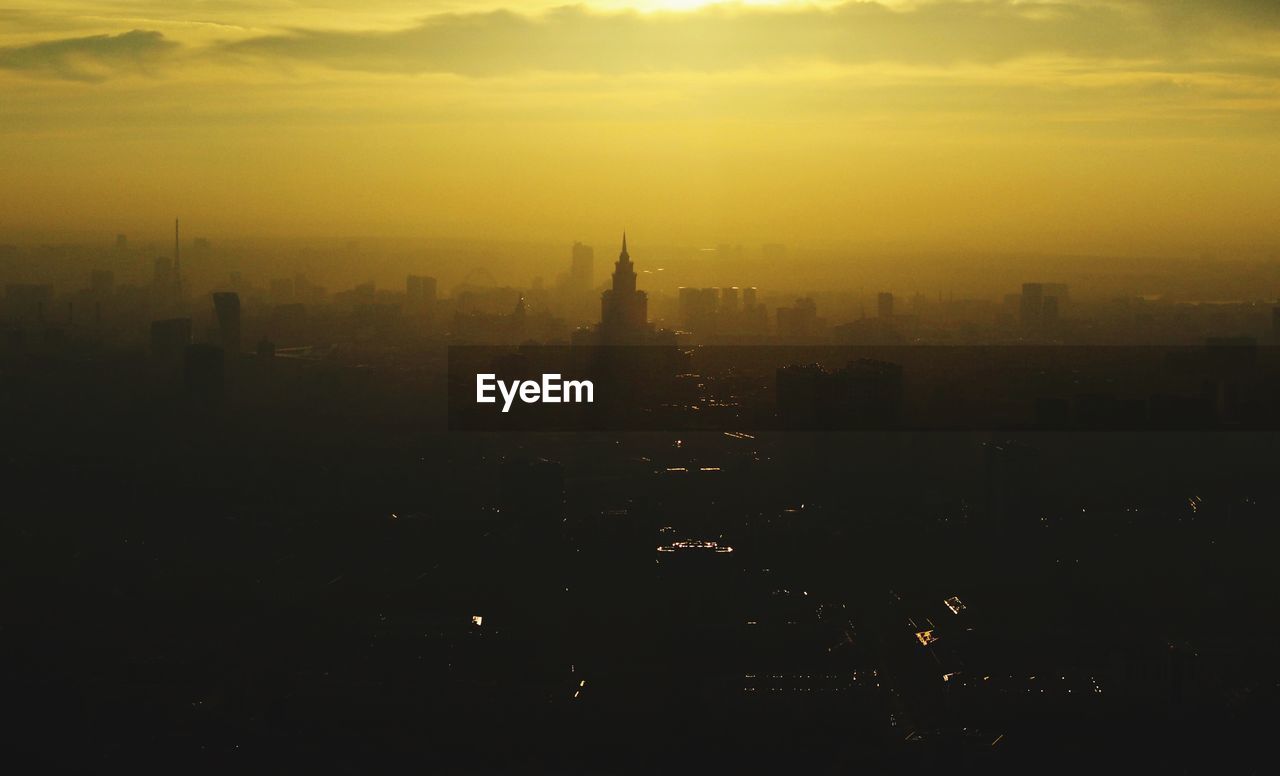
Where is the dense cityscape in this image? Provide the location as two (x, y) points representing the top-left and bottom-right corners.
(3, 228), (1278, 770)
(6, 0), (1280, 770)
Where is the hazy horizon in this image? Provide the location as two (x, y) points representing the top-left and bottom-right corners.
(3, 1), (1280, 260)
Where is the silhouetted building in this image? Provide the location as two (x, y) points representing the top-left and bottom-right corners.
(407, 274), (438, 312)
(1042, 295), (1060, 328)
(1043, 283), (1069, 307)
(212, 292), (242, 353)
(776, 297), (823, 340)
(600, 233), (648, 341)
(721, 286), (740, 313)
(1020, 282), (1068, 332)
(678, 287), (719, 333)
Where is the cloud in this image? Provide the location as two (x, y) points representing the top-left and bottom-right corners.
(0, 29), (178, 82)
(215, 1), (1280, 77)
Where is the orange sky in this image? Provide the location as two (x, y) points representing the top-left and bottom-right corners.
(2, 2), (1279, 257)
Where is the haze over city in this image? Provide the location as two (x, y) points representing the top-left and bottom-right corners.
(5, 4), (1280, 773)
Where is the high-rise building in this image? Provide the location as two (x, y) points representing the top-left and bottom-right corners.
(776, 297), (821, 340)
(1043, 283), (1069, 307)
(677, 287), (719, 333)
(212, 292), (242, 353)
(406, 275), (438, 311)
(721, 286), (740, 313)
(1042, 295), (1060, 328)
(600, 234), (648, 339)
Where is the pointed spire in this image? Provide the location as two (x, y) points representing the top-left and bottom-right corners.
(620, 231), (629, 261)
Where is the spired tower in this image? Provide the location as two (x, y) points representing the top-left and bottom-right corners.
(600, 233), (648, 338)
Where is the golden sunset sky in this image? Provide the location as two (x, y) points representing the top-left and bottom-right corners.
(2, 1), (1278, 256)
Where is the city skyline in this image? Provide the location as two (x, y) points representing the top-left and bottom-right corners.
(4, 4), (1280, 770)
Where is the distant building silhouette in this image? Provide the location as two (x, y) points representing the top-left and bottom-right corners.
(678, 287), (719, 333)
(1020, 282), (1068, 332)
(600, 233), (648, 341)
(406, 274), (437, 312)
(212, 292), (242, 353)
(776, 297), (824, 341)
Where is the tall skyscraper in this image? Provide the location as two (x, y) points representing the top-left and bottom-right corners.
(721, 286), (740, 313)
(600, 233), (648, 339)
